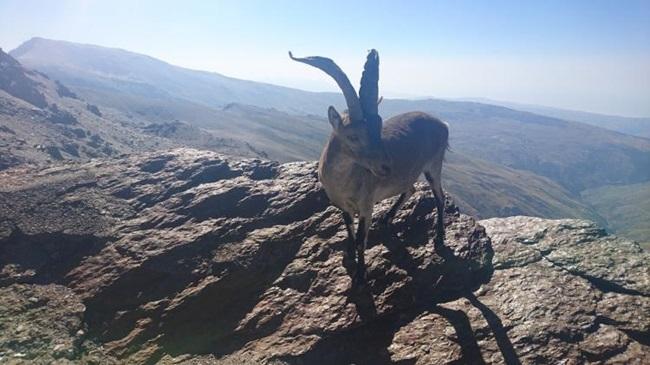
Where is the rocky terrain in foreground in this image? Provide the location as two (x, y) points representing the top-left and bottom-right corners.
(0, 149), (648, 364)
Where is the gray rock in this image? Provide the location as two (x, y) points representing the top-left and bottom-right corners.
(0, 149), (492, 364)
(479, 216), (650, 364)
(0, 149), (647, 364)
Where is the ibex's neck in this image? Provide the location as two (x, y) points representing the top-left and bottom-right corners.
(318, 134), (356, 186)
(318, 133), (383, 214)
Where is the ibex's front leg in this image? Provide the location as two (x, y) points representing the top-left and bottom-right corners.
(341, 212), (356, 266)
(354, 206), (372, 284)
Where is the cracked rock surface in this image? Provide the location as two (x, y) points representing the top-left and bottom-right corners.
(0, 149), (647, 364)
(474, 217), (649, 364)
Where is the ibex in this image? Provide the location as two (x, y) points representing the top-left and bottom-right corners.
(290, 50), (449, 282)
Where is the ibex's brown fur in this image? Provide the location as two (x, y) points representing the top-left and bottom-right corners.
(290, 50), (448, 282)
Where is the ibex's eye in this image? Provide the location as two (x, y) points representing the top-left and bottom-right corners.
(348, 136), (360, 143)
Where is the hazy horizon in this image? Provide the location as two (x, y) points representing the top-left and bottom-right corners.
(1, 0), (649, 117)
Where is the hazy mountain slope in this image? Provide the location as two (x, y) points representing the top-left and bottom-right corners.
(380, 99), (650, 193)
(11, 37), (643, 228)
(10, 37), (343, 115)
(0, 49), (262, 169)
(49, 81), (330, 161)
(444, 154), (601, 223)
(581, 182), (650, 249)
(0, 49), (595, 223)
(462, 98), (650, 139)
(212, 103), (330, 161)
(0, 49), (171, 169)
(13, 38), (650, 195)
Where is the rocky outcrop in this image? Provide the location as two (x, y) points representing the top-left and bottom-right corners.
(387, 216), (650, 365)
(0, 149), (647, 364)
(474, 216), (650, 364)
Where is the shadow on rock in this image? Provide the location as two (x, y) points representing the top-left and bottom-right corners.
(313, 192), (521, 365)
(284, 194), (506, 365)
(465, 292), (522, 365)
(0, 228), (111, 286)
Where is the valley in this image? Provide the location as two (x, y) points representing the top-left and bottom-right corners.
(582, 181), (650, 249)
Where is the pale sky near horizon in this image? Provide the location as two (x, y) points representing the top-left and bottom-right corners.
(1, 0), (649, 117)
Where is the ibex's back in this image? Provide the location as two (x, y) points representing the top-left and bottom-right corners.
(376, 112), (449, 201)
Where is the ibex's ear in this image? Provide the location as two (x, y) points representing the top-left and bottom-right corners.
(327, 106), (343, 131)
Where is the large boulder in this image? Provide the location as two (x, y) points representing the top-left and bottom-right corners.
(0, 149), (647, 364)
(0, 149), (492, 364)
(386, 216), (650, 364)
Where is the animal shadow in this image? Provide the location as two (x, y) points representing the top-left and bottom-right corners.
(338, 213), (521, 365)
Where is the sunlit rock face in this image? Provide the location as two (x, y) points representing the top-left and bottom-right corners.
(0, 149), (647, 364)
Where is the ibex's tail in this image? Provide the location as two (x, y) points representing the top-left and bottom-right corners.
(442, 121), (450, 151)
(439, 121), (450, 161)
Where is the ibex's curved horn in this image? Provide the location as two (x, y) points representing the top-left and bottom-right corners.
(289, 51), (363, 122)
(359, 49), (379, 124)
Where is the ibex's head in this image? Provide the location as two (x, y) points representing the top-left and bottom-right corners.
(289, 50), (391, 178)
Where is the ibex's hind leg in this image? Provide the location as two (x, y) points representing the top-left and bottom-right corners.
(378, 186), (415, 227)
(425, 168), (445, 247)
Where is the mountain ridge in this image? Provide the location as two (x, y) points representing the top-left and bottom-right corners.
(12, 37), (650, 194)
(460, 97), (650, 138)
(5, 37), (650, 245)
(0, 47), (601, 224)
(10, 37), (344, 115)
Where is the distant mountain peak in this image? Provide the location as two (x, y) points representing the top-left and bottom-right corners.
(9, 36), (48, 58)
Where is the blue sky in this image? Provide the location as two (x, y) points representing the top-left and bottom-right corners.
(1, 0), (649, 116)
